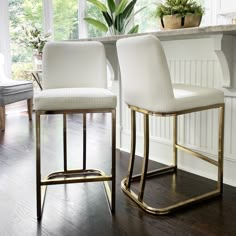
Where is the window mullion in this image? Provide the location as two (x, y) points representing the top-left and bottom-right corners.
(42, 0), (53, 36)
(78, 0), (88, 38)
(0, 0), (11, 78)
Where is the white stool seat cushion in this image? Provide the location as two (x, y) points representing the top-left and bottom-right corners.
(34, 88), (117, 110)
(143, 84), (224, 113)
(172, 84), (224, 111)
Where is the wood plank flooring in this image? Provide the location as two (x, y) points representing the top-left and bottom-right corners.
(0, 103), (236, 236)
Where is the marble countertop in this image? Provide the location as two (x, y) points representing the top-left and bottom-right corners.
(81, 24), (236, 43)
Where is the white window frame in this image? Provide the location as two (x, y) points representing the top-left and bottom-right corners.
(42, 0), (88, 39)
(0, 0), (11, 78)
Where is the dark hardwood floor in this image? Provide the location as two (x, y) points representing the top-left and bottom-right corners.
(0, 101), (236, 236)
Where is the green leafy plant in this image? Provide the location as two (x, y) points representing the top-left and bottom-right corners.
(84, 0), (145, 35)
(21, 25), (51, 54)
(154, 0), (204, 19)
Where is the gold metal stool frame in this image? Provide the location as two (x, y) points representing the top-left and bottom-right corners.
(36, 108), (116, 220)
(121, 103), (224, 215)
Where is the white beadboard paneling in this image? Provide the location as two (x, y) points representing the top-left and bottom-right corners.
(206, 109), (213, 152)
(200, 110), (207, 148)
(231, 98), (236, 156)
(185, 61), (191, 84)
(190, 61), (196, 84)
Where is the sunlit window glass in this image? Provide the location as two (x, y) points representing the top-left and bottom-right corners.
(53, 0), (79, 40)
(86, 0), (106, 37)
(134, 0), (160, 33)
(9, 0), (43, 80)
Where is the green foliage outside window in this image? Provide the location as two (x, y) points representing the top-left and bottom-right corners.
(9, 0), (43, 63)
(9, 0), (79, 81)
(53, 0), (78, 40)
(9, 0), (43, 80)
(87, 0), (107, 37)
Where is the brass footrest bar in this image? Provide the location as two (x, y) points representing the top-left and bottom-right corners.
(47, 168), (107, 179)
(43, 169), (111, 185)
(121, 177), (221, 215)
(39, 168), (113, 216)
(42, 176), (112, 185)
(129, 165), (176, 182)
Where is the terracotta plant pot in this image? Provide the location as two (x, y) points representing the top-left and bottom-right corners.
(162, 15), (182, 29)
(161, 14), (202, 30)
(184, 14), (202, 28)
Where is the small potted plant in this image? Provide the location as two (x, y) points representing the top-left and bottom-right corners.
(21, 25), (51, 69)
(84, 0), (145, 35)
(154, 0), (204, 30)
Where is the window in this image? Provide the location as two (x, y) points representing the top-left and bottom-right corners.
(5, 0), (215, 82)
(53, 0), (79, 40)
(134, 0), (159, 33)
(86, 0), (106, 38)
(9, 0), (43, 80)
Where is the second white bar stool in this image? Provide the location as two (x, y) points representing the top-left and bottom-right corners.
(117, 35), (224, 215)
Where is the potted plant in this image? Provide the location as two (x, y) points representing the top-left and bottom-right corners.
(154, 0), (204, 29)
(22, 26), (51, 55)
(21, 26), (51, 69)
(84, 0), (145, 35)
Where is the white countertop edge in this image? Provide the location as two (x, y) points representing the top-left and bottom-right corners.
(77, 24), (236, 43)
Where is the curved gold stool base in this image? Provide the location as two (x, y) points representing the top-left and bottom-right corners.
(121, 166), (221, 215)
(39, 168), (113, 219)
(121, 104), (224, 215)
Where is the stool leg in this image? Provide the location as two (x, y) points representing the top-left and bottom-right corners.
(36, 112), (41, 219)
(173, 115), (178, 169)
(63, 114), (67, 172)
(126, 110), (136, 189)
(0, 105), (5, 131)
(83, 113), (86, 170)
(218, 105), (225, 193)
(111, 109), (116, 213)
(138, 113), (149, 202)
(27, 98), (33, 120)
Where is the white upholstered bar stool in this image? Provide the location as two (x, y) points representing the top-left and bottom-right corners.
(34, 41), (117, 219)
(117, 35), (224, 215)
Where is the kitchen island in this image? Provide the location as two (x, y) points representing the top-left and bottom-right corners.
(83, 24), (236, 186)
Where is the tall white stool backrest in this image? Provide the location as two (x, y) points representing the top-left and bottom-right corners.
(117, 35), (174, 112)
(42, 41), (107, 89)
